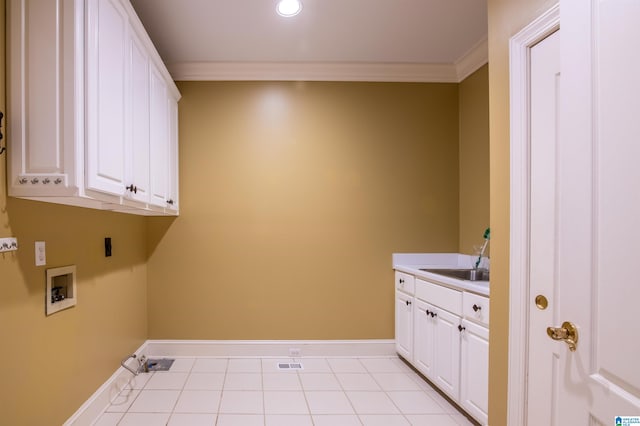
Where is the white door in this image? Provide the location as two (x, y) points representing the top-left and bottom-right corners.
(528, 1), (640, 423)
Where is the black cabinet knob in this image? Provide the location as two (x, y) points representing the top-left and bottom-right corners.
(405, 300), (412, 306)
(399, 279), (404, 284)
(473, 304), (481, 312)
(458, 325), (466, 332)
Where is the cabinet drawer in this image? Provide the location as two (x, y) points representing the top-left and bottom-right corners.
(395, 271), (415, 295)
(463, 292), (490, 326)
(415, 279), (462, 316)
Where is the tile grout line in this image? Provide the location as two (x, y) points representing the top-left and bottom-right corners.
(214, 358), (229, 426)
(165, 358), (196, 425)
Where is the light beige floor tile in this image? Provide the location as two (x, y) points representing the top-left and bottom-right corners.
(167, 413), (217, 426)
(128, 390), (180, 413)
(265, 414), (314, 425)
(106, 389), (140, 413)
(312, 414), (363, 426)
(92, 412), (123, 426)
(263, 372), (302, 390)
(167, 358), (196, 372)
(299, 358), (332, 372)
(299, 373), (341, 390)
(405, 414), (461, 426)
(144, 372), (188, 390)
(118, 413), (171, 426)
(264, 391), (309, 414)
(371, 373), (422, 391)
(216, 414), (264, 426)
(219, 390), (264, 414)
(184, 373), (226, 390)
(192, 358), (228, 373)
(227, 358), (262, 373)
(223, 373), (262, 390)
(125, 372), (153, 389)
(359, 414), (410, 426)
(173, 390), (221, 413)
(346, 391), (399, 414)
(336, 373), (381, 391)
(327, 358), (367, 373)
(359, 358), (405, 373)
(386, 391), (445, 415)
(305, 391), (355, 414)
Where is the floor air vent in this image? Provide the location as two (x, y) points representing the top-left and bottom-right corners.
(277, 362), (303, 370)
(146, 358), (175, 372)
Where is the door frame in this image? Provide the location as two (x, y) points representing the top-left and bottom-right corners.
(507, 4), (559, 425)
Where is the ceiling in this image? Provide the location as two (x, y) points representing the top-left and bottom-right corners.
(129, 0), (488, 82)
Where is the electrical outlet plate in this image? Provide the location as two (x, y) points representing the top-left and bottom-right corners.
(0, 237), (18, 253)
(35, 241), (46, 266)
(289, 348), (301, 357)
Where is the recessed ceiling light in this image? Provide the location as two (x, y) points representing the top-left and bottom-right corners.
(276, 0), (302, 17)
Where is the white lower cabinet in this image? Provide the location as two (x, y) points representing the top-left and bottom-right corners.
(395, 271), (488, 425)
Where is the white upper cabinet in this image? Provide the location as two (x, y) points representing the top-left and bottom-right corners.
(8, 0), (181, 215)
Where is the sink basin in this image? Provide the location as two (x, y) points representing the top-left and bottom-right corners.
(419, 268), (490, 282)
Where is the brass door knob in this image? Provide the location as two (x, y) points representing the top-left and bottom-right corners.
(546, 321), (579, 352)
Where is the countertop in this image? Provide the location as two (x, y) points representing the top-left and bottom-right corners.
(393, 253), (490, 297)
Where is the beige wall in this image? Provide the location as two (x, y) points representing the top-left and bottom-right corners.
(0, 2), (149, 423)
(147, 81), (461, 339)
(487, 0), (558, 424)
(458, 64), (490, 255)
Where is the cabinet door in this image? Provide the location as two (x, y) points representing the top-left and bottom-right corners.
(8, 0), (79, 195)
(86, 0), (129, 196)
(460, 319), (488, 425)
(414, 299), (436, 381)
(125, 27), (150, 203)
(433, 308), (461, 400)
(165, 95), (179, 212)
(395, 291), (414, 361)
(149, 63), (169, 207)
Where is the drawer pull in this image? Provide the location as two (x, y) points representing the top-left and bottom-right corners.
(405, 300), (412, 306)
(473, 304), (482, 312)
(458, 325), (466, 332)
(425, 309), (430, 316)
(430, 311), (437, 318)
(399, 278), (404, 284)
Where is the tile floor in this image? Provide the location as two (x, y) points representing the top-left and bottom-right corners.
(92, 356), (476, 426)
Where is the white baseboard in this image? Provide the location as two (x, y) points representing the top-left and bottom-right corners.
(145, 339), (396, 358)
(64, 341), (149, 426)
(65, 339), (395, 425)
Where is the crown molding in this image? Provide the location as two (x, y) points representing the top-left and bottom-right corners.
(168, 40), (488, 83)
(454, 37), (489, 81)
